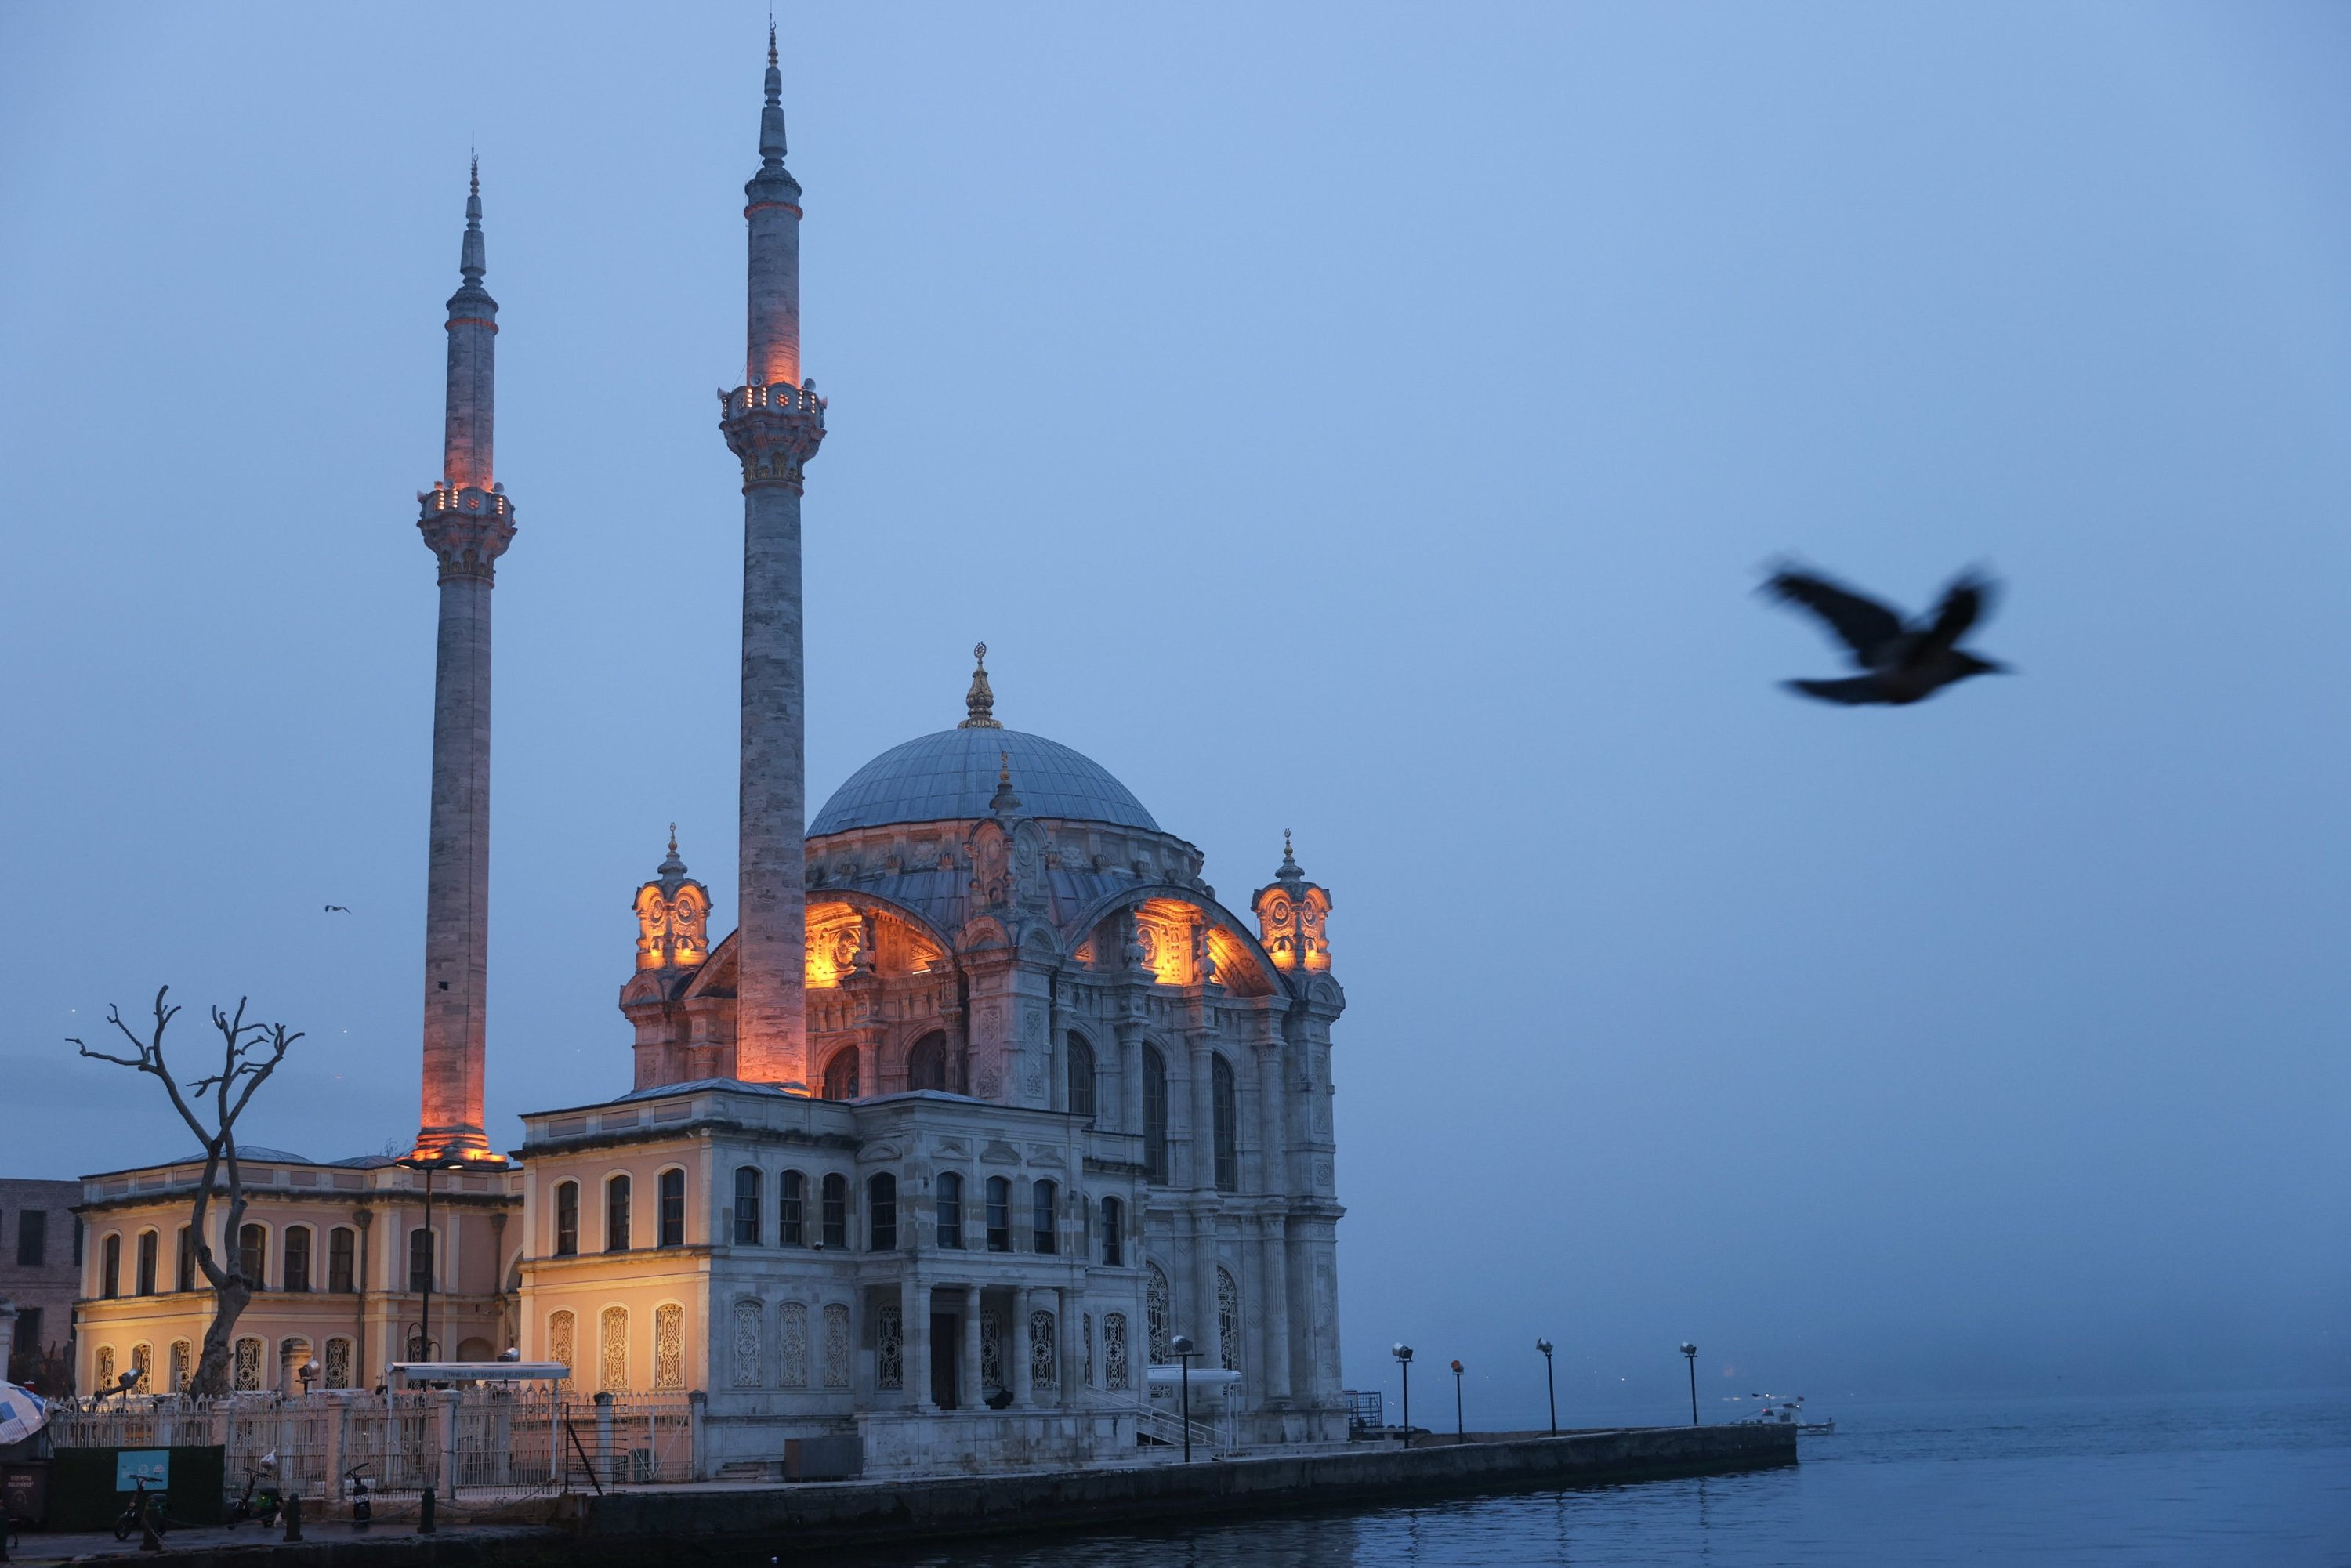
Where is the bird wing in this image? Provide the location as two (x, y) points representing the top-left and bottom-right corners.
(1783, 676), (1888, 706)
(1760, 570), (1906, 665)
(1913, 571), (1999, 662)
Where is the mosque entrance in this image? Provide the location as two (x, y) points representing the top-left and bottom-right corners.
(931, 1315), (959, 1410)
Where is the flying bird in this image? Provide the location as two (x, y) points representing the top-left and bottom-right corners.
(324, 905), (352, 914)
(1759, 564), (2009, 705)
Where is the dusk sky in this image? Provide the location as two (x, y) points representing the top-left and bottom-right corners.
(3, 4), (2346, 1423)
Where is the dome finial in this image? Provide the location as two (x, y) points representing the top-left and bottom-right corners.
(990, 750), (1023, 814)
(1278, 828), (1302, 881)
(659, 824), (686, 878)
(959, 641), (1002, 729)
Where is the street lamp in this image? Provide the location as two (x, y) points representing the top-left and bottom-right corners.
(297, 1359), (320, 1396)
(1392, 1343), (1414, 1448)
(1536, 1338), (1556, 1436)
(1679, 1342), (1699, 1427)
(1450, 1360), (1465, 1441)
(396, 1153), (473, 1368)
(1170, 1334), (1197, 1465)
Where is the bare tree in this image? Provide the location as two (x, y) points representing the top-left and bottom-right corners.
(73, 987), (302, 1396)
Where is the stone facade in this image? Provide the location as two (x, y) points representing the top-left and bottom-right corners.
(2, 1177), (82, 1388)
(70, 1153), (520, 1396)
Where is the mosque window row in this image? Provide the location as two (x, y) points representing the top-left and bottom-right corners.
(96, 1221), (367, 1297)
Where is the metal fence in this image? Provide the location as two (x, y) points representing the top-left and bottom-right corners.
(44, 1389), (681, 1500)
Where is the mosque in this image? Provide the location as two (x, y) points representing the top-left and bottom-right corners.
(67, 36), (1351, 1471)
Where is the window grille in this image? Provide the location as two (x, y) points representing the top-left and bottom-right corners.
(1146, 1264), (1170, 1363)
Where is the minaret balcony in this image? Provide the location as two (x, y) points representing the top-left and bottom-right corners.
(719, 381), (827, 422)
(719, 382), (827, 485)
(416, 483), (517, 580)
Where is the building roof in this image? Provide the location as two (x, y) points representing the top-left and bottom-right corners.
(810, 727), (1161, 835)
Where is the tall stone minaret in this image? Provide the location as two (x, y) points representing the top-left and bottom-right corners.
(411, 159), (516, 1163)
(720, 27), (826, 1088)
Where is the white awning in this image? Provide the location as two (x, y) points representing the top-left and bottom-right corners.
(385, 1361), (569, 1385)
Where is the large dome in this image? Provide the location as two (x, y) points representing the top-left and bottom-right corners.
(811, 727), (1161, 835)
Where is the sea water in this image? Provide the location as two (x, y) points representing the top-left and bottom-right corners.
(869, 1389), (2350, 1566)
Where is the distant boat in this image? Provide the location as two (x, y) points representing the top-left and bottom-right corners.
(1726, 1393), (1835, 1435)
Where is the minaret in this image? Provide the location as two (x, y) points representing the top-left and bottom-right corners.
(719, 26), (826, 1088)
(411, 158), (516, 1163)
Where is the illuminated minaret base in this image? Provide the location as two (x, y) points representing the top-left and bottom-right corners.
(720, 28), (826, 1088)
(411, 161), (516, 1163)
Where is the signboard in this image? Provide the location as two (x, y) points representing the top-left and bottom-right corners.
(114, 1449), (170, 1491)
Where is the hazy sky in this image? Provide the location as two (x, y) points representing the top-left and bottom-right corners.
(4, 3), (2346, 1422)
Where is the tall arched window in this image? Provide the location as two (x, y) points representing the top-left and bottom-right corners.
(658, 1168), (686, 1248)
(822, 1046), (860, 1101)
(1100, 1196), (1123, 1267)
(176, 1226), (195, 1293)
(820, 1174), (847, 1249)
(734, 1166), (763, 1245)
(408, 1227), (433, 1293)
(1143, 1047), (1170, 1183)
(1212, 1053), (1240, 1192)
(135, 1231), (158, 1296)
(100, 1233), (121, 1298)
(239, 1225), (266, 1289)
(780, 1171), (806, 1246)
(868, 1173), (898, 1251)
(906, 1031), (948, 1092)
(282, 1226), (313, 1292)
(328, 1227), (357, 1293)
(554, 1181), (580, 1256)
(606, 1175), (632, 1253)
(1146, 1262), (1170, 1364)
(1067, 1034), (1096, 1121)
(1031, 1179), (1057, 1255)
(985, 1176), (1012, 1252)
(936, 1172), (964, 1249)
(1217, 1266), (1241, 1372)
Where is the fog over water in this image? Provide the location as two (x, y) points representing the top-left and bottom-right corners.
(2, 4), (2345, 1421)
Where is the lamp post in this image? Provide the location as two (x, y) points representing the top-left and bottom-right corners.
(398, 1154), (470, 1367)
(1392, 1343), (1414, 1447)
(1679, 1342), (1699, 1427)
(1171, 1334), (1197, 1464)
(297, 1359), (319, 1397)
(1450, 1360), (1465, 1441)
(1536, 1338), (1556, 1435)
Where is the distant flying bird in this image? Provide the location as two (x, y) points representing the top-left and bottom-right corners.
(324, 905), (352, 914)
(1759, 564), (2009, 705)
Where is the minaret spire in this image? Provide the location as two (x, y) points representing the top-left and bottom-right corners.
(410, 161), (517, 1164)
(720, 30), (826, 1088)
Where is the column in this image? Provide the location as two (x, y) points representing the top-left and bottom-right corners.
(1056, 1286), (1081, 1403)
(1117, 1021), (1143, 1136)
(961, 1286), (983, 1411)
(906, 1275), (931, 1410)
(1259, 1216), (1291, 1404)
(1188, 1033), (1217, 1191)
(1009, 1286), (1033, 1408)
(1191, 1216), (1223, 1376)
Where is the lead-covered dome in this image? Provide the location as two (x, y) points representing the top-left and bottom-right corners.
(811, 726), (1161, 835)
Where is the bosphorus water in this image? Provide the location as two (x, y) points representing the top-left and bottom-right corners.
(856, 1390), (2346, 1566)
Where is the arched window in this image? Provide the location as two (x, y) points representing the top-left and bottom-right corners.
(936, 1172), (964, 1249)
(1143, 1047), (1170, 1183)
(1146, 1262), (1171, 1364)
(1101, 1197), (1124, 1267)
(282, 1226), (313, 1292)
(734, 1166), (763, 1245)
(780, 1171), (806, 1246)
(1217, 1266), (1241, 1372)
(408, 1227), (433, 1293)
(599, 1305), (629, 1393)
(1031, 1179), (1057, 1255)
(906, 1031), (948, 1092)
(985, 1176), (1012, 1252)
(324, 1337), (353, 1389)
(135, 1230), (158, 1296)
(176, 1226), (196, 1293)
(100, 1233), (121, 1299)
(129, 1343), (152, 1394)
(1067, 1034), (1096, 1121)
(606, 1175), (632, 1253)
(868, 1173), (898, 1251)
(168, 1341), (191, 1392)
(1212, 1053), (1240, 1192)
(554, 1181), (580, 1255)
(820, 1174), (847, 1250)
(658, 1168), (686, 1248)
(239, 1225), (266, 1290)
(822, 1046), (860, 1102)
(328, 1227), (357, 1293)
